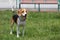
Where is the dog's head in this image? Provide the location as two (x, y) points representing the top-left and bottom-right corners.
(17, 9), (27, 20)
(17, 9), (27, 17)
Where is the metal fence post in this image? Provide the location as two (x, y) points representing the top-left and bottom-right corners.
(58, 3), (59, 11)
(19, 0), (21, 9)
(34, 3), (36, 9)
(19, 3), (21, 9)
(16, 0), (17, 9)
(38, 4), (40, 12)
(58, 0), (60, 11)
(58, 2), (60, 11)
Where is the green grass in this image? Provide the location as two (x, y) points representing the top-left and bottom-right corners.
(0, 10), (60, 40)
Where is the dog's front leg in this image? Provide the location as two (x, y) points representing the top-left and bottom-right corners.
(17, 18), (20, 38)
(22, 23), (25, 37)
(22, 26), (25, 37)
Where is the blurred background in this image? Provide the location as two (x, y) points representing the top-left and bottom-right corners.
(0, 0), (59, 11)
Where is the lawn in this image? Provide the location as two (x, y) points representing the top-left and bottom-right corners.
(0, 10), (60, 40)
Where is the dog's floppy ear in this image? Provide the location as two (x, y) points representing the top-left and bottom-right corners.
(18, 9), (21, 14)
(17, 9), (22, 16)
(26, 9), (28, 13)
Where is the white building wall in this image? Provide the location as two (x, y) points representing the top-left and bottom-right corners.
(0, 0), (16, 8)
(21, 4), (58, 11)
(21, 4), (58, 8)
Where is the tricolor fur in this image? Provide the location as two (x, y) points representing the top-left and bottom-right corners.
(10, 9), (27, 38)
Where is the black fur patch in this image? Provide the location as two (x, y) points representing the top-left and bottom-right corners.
(12, 14), (27, 23)
(12, 14), (19, 23)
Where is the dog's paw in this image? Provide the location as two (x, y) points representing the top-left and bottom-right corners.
(10, 32), (12, 34)
(17, 35), (19, 38)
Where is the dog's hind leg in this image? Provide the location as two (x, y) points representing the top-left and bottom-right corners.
(22, 26), (25, 37)
(10, 18), (14, 34)
(17, 24), (20, 38)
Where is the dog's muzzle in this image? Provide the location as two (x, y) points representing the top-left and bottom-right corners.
(22, 12), (27, 16)
(23, 14), (27, 20)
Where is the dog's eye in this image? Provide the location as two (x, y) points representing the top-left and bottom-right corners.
(26, 11), (27, 12)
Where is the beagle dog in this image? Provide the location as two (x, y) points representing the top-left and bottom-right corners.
(10, 9), (27, 37)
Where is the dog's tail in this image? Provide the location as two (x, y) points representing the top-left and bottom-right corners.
(11, 7), (14, 13)
(11, 7), (16, 14)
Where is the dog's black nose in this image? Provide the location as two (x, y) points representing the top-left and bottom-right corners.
(25, 14), (27, 17)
